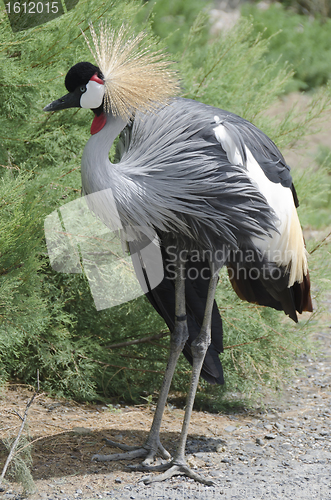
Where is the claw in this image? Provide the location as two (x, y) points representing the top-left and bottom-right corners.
(103, 438), (139, 451)
(138, 462), (215, 486)
(91, 437), (171, 464)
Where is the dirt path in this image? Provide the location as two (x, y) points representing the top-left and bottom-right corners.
(0, 313), (330, 500)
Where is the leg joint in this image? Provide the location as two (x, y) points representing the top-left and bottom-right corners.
(191, 329), (211, 359)
(171, 321), (189, 351)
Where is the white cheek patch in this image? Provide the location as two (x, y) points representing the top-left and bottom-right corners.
(80, 80), (105, 109)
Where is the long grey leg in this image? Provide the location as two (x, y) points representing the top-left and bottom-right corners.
(93, 251), (189, 464)
(141, 262), (220, 485)
(139, 251), (189, 464)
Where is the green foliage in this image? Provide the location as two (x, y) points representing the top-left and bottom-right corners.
(242, 2), (331, 91)
(0, 0), (329, 409)
(2, 434), (36, 494)
(293, 147), (331, 228)
(280, 0), (331, 20)
(136, 0), (211, 54)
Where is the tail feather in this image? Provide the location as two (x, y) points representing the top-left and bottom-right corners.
(292, 271), (313, 314)
(227, 248), (313, 322)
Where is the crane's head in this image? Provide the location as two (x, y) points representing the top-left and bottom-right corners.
(43, 62), (105, 114)
(43, 24), (179, 123)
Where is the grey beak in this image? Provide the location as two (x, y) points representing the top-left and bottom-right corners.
(43, 91), (81, 112)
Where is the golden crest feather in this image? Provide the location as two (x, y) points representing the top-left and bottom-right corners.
(82, 23), (179, 120)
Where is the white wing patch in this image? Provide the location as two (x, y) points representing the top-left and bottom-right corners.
(214, 123), (308, 286)
(214, 122), (244, 166)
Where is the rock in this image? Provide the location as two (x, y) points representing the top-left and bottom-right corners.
(221, 457), (231, 463)
(275, 422), (284, 431)
(216, 444), (226, 453)
(256, 438), (264, 446)
(194, 451), (205, 458)
(224, 425), (236, 433)
(115, 478), (122, 484)
(264, 424), (273, 431)
(187, 455), (199, 468)
(265, 434), (277, 440)
(280, 442), (292, 450)
(72, 426), (92, 435)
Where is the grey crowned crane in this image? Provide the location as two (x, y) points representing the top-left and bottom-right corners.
(44, 24), (312, 485)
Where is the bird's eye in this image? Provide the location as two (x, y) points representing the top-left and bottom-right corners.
(80, 85), (86, 93)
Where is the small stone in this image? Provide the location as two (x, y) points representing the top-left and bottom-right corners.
(224, 425), (236, 433)
(72, 427), (92, 435)
(76, 489), (82, 495)
(264, 424), (273, 431)
(275, 422), (284, 431)
(221, 457), (231, 463)
(265, 434), (277, 439)
(280, 442), (292, 450)
(320, 431), (329, 436)
(216, 444), (226, 453)
(187, 455), (198, 468)
(115, 478), (122, 484)
(256, 438), (264, 446)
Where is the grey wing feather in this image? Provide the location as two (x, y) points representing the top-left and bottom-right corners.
(195, 99), (294, 189)
(114, 98), (278, 253)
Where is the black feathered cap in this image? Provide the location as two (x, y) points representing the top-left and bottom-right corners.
(65, 62), (104, 92)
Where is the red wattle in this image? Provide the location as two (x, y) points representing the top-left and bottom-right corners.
(91, 113), (107, 135)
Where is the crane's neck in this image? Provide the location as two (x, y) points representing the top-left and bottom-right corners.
(91, 107), (127, 145)
(81, 111), (128, 195)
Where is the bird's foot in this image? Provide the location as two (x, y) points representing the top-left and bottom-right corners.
(129, 459), (214, 486)
(92, 437), (170, 463)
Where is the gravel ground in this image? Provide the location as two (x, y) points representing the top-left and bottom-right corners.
(1, 312), (330, 500)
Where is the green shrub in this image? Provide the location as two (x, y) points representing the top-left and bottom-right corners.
(242, 2), (331, 91)
(0, 0), (329, 406)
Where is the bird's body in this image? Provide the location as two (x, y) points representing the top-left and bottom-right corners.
(44, 28), (312, 484)
(81, 97), (311, 325)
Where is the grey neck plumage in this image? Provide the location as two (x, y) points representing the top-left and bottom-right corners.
(81, 113), (127, 196)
